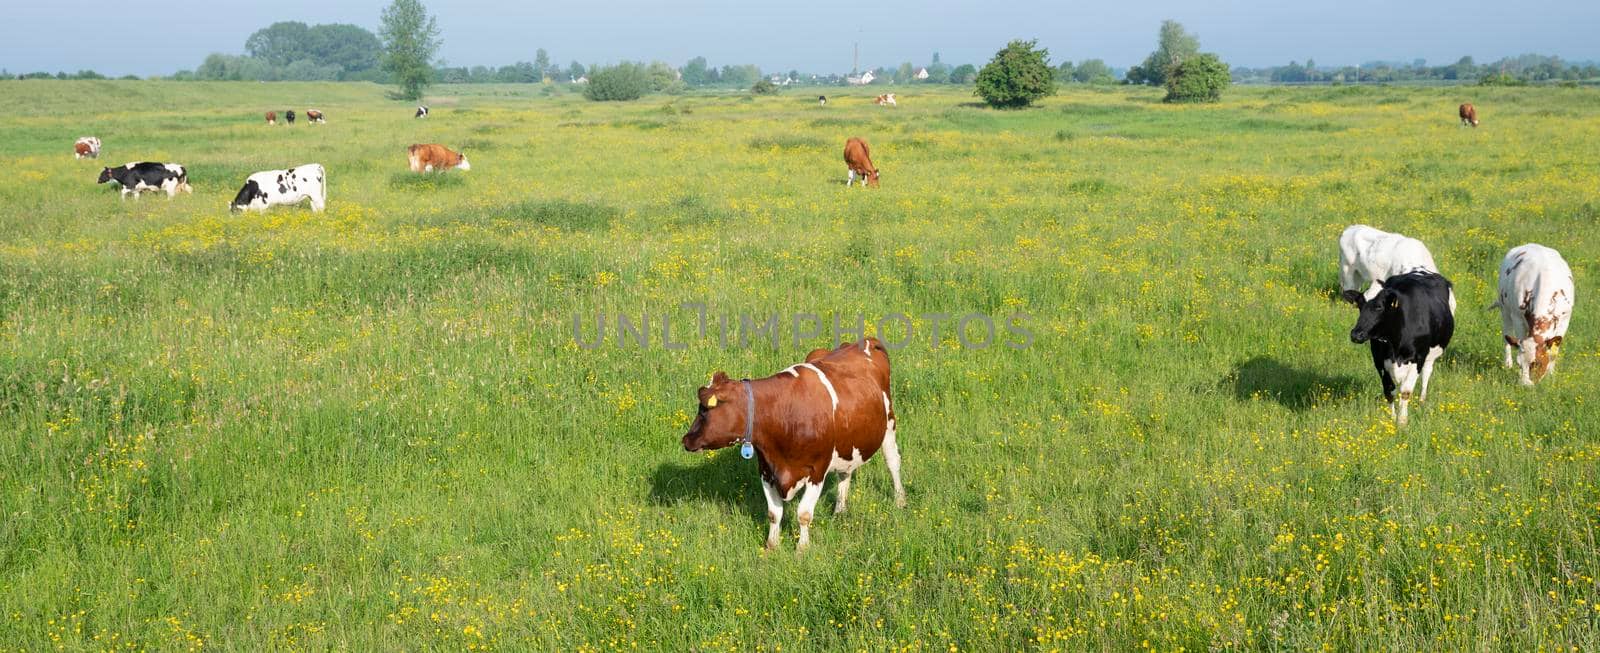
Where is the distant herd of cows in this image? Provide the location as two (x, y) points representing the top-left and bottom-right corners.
(60, 96), (1572, 550)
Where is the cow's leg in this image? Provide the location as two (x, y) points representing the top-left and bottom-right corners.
(1504, 341), (1517, 368)
(833, 471), (852, 514)
(794, 479), (825, 551)
(1418, 346), (1444, 402)
(846, 169), (856, 187)
(1386, 360), (1419, 425)
(760, 479), (785, 550)
(882, 418), (906, 508)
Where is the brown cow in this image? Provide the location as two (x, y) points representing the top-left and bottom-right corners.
(682, 338), (906, 551)
(73, 137), (101, 159)
(306, 109), (325, 124)
(266, 111), (277, 125)
(407, 143), (471, 172)
(844, 137), (879, 188)
(1459, 103), (1478, 127)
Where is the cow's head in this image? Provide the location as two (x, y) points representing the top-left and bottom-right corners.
(681, 372), (745, 452)
(1349, 286), (1400, 344)
(229, 179), (265, 213)
(455, 155), (471, 171)
(866, 167), (880, 188)
(96, 167), (113, 184)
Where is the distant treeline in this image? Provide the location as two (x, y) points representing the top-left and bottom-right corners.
(1233, 54), (1600, 85)
(3, 70), (142, 80)
(171, 21), (386, 81)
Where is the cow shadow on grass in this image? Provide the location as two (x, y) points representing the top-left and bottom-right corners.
(648, 452), (765, 525)
(1227, 356), (1366, 412)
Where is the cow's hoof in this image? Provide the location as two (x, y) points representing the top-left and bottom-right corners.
(895, 495), (907, 509)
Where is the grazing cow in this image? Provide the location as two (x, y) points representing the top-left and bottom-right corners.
(407, 143), (470, 172)
(818, 95), (827, 106)
(285, 110), (296, 125)
(1338, 225), (1452, 311)
(874, 93), (897, 106)
(415, 106), (429, 119)
(97, 162), (192, 200)
(1494, 244), (1575, 385)
(73, 136), (101, 159)
(266, 111), (277, 125)
(229, 163), (327, 214)
(843, 137), (879, 188)
(1349, 271), (1456, 426)
(305, 109), (325, 124)
(1459, 103), (1478, 127)
(681, 338), (906, 551)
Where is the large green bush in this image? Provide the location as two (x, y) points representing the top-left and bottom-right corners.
(584, 62), (652, 101)
(974, 39), (1056, 108)
(1163, 53), (1230, 103)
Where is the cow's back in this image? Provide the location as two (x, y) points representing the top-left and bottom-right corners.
(1500, 244), (1575, 340)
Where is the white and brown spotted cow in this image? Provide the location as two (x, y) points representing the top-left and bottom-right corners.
(74, 136), (101, 159)
(1495, 244), (1575, 385)
(682, 338), (905, 551)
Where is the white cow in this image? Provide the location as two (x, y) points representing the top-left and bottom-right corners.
(1494, 244), (1575, 385)
(228, 164), (327, 213)
(1339, 225), (1453, 313)
(74, 136), (102, 159)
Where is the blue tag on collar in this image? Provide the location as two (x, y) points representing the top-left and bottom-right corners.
(740, 442), (754, 459)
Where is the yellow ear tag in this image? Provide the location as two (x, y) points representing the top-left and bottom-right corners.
(706, 396), (718, 407)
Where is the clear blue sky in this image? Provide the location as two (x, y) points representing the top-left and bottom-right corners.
(4, 0), (1596, 77)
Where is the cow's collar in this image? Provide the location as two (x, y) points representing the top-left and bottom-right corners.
(740, 380), (756, 459)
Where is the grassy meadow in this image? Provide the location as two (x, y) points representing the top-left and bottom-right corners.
(3, 78), (1600, 650)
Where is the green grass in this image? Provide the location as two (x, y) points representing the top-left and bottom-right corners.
(2, 79), (1600, 650)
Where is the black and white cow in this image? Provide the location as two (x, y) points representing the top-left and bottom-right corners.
(229, 164), (327, 213)
(97, 162), (192, 199)
(285, 110), (296, 125)
(818, 95), (827, 106)
(414, 105), (429, 119)
(1348, 271), (1456, 426)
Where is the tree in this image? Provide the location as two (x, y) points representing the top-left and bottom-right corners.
(645, 61), (677, 90)
(681, 56), (709, 85)
(896, 62), (915, 83)
(306, 24), (382, 77)
(751, 79), (778, 94)
(534, 49), (552, 81)
(1054, 61), (1075, 82)
(949, 64), (977, 84)
(379, 0), (442, 101)
(1073, 59), (1113, 84)
(1133, 19), (1199, 86)
(1164, 52), (1229, 103)
(974, 39), (1056, 108)
(584, 62), (652, 101)
(246, 22), (312, 66)
(568, 61), (585, 81)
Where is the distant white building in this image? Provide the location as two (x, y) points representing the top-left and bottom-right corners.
(573, 75), (588, 84)
(914, 67), (929, 80)
(847, 70), (876, 85)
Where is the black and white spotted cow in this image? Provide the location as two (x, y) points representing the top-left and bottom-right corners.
(1348, 271), (1456, 426)
(97, 162), (192, 199)
(229, 163), (327, 213)
(414, 105), (429, 118)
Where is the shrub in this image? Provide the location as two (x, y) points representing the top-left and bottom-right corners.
(1478, 72), (1528, 87)
(584, 62), (652, 101)
(974, 39), (1056, 108)
(1164, 53), (1230, 103)
(751, 79), (778, 95)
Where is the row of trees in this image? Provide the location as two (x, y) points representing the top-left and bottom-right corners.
(974, 22), (1229, 108)
(1233, 54), (1600, 84)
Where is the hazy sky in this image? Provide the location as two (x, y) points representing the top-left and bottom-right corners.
(5, 0), (1596, 77)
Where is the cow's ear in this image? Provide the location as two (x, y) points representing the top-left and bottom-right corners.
(1340, 289), (1364, 306)
(711, 371), (730, 385)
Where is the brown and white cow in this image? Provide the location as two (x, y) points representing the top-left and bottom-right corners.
(874, 93), (897, 107)
(844, 137), (880, 188)
(266, 111), (277, 125)
(681, 338), (906, 551)
(305, 109), (325, 124)
(1495, 244), (1575, 385)
(1459, 103), (1478, 127)
(74, 136), (101, 159)
(407, 143), (471, 172)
